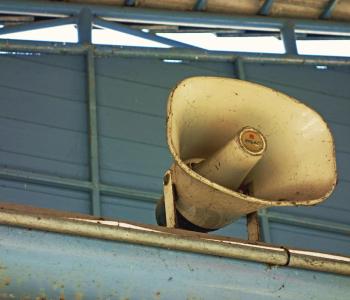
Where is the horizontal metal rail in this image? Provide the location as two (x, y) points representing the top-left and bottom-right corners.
(0, 39), (87, 54)
(1, 39), (350, 66)
(265, 211), (350, 235)
(0, 168), (159, 202)
(0, 0), (350, 34)
(99, 183), (159, 202)
(0, 167), (93, 191)
(0, 205), (349, 275)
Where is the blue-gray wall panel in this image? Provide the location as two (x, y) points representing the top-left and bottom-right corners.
(101, 196), (156, 225)
(270, 222), (350, 256)
(102, 169), (163, 192)
(96, 57), (235, 191)
(245, 64), (350, 99)
(97, 76), (168, 117)
(100, 137), (169, 191)
(0, 54), (89, 180)
(96, 58), (235, 91)
(0, 85), (86, 131)
(99, 106), (166, 147)
(0, 118), (88, 178)
(0, 55), (85, 102)
(215, 218), (248, 239)
(0, 178), (90, 214)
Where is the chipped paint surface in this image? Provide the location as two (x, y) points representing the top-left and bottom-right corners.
(0, 224), (349, 299)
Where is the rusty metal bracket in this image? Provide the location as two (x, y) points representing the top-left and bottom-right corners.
(163, 170), (177, 228)
(247, 211), (261, 242)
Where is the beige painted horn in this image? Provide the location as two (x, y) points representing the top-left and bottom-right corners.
(157, 76), (337, 232)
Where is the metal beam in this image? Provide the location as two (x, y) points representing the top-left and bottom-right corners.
(234, 57), (269, 251)
(100, 183), (159, 202)
(235, 58), (246, 80)
(0, 167), (159, 203)
(0, 167), (92, 191)
(193, 0), (207, 11)
(235, 63), (271, 261)
(259, 0), (274, 16)
(266, 211), (350, 235)
(259, 209), (271, 243)
(320, 0), (339, 19)
(1, 39), (350, 66)
(78, 8), (92, 44)
(232, 54), (272, 244)
(1, 1), (350, 34)
(77, 7), (101, 216)
(0, 16), (76, 36)
(281, 22), (298, 55)
(0, 39), (87, 54)
(93, 17), (199, 48)
(86, 48), (101, 216)
(94, 45), (350, 65)
(124, 0), (136, 6)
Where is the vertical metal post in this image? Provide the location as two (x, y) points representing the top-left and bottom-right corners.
(234, 58), (271, 243)
(78, 8), (92, 44)
(86, 49), (101, 217)
(320, 0), (339, 19)
(124, 0), (136, 6)
(247, 212), (261, 241)
(235, 58), (246, 80)
(194, 0), (207, 11)
(259, 209), (271, 243)
(281, 22), (298, 55)
(78, 8), (101, 216)
(259, 0), (274, 16)
(163, 171), (177, 228)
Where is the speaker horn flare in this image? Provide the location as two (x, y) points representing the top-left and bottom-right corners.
(157, 77), (337, 231)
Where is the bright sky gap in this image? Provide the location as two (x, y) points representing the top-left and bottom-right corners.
(0, 24), (349, 57)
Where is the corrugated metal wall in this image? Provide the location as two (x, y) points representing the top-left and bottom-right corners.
(0, 54), (91, 213)
(0, 53), (349, 254)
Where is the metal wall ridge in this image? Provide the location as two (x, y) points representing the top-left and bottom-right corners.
(94, 45), (350, 65)
(0, 204), (349, 276)
(0, 39), (87, 54)
(1, 40), (350, 66)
